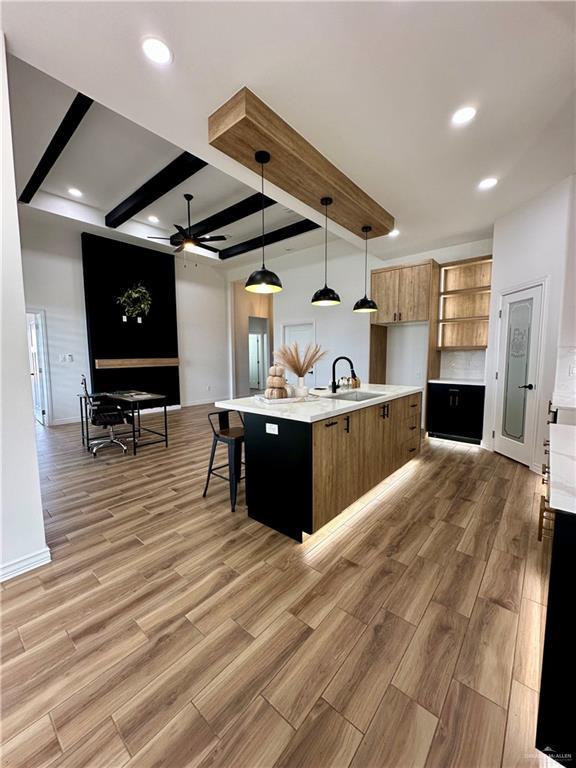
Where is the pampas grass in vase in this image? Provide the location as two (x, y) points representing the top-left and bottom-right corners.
(274, 342), (326, 397)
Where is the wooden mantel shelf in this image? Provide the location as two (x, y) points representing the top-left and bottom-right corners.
(208, 88), (395, 239)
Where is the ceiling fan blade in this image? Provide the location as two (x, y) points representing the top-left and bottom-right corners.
(196, 243), (219, 253)
(147, 236), (173, 240)
(174, 225), (186, 236)
(198, 235), (227, 242)
(174, 244), (184, 253)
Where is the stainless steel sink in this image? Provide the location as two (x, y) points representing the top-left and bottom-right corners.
(333, 391), (382, 402)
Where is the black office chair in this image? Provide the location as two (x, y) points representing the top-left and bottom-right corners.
(203, 410), (245, 512)
(81, 375), (128, 456)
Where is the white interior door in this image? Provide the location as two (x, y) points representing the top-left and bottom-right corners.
(26, 312), (48, 425)
(494, 284), (543, 465)
(282, 322), (316, 386)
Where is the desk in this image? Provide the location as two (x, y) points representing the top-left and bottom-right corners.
(79, 391), (168, 455)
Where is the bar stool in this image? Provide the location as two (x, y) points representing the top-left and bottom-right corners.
(203, 411), (245, 512)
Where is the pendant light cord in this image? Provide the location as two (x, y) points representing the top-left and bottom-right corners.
(260, 161), (265, 270)
(364, 228), (368, 296)
(324, 200), (328, 286)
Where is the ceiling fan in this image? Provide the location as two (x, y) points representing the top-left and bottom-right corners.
(148, 194), (227, 254)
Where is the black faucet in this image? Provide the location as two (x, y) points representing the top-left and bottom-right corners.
(331, 356), (357, 393)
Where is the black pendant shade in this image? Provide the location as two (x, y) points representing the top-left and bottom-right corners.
(245, 151), (283, 294)
(311, 284), (341, 306)
(311, 196), (340, 306)
(353, 225), (378, 313)
(353, 295), (378, 313)
(245, 267), (283, 294)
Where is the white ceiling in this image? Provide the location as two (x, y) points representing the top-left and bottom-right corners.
(3, 1), (575, 262)
(7, 55), (322, 261)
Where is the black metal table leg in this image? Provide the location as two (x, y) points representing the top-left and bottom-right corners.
(80, 397), (85, 447)
(132, 403), (136, 455)
(164, 403), (168, 448)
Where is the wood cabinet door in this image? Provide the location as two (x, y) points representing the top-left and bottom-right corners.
(360, 404), (388, 492)
(371, 269), (400, 324)
(397, 264), (430, 322)
(312, 412), (362, 531)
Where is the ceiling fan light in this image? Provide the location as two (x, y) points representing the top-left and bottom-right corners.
(353, 295), (378, 313)
(245, 267), (283, 294)
(311, 285), (341, 306)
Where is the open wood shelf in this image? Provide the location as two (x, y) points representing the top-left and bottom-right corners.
(439, 316), (489, 324)
(436, 345), (488, 351)
(442, 287), (491, 296)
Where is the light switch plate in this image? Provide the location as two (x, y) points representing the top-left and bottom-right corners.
(266, 423), (279, 435)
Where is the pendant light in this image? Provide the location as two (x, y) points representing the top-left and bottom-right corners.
(311, 197), (340, 306)
(245, 151), (283, 294)
(353, 225), (378, 313)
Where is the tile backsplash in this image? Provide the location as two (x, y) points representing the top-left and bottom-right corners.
(440, 350), (486, 381)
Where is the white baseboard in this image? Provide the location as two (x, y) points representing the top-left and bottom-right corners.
(181, 398), (220, 407)
(51, 415), (80, 425)
(0, 546), (51, 582)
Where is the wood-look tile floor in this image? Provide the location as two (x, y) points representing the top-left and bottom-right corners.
(0, 405), (553, 768)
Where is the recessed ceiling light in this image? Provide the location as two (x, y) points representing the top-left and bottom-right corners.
(142, 37), (172, 65)
(148, 215), (159, 224)
(451, 106), (477, 126)
(388, 228), (400, 238)
(68, 187), (82, 198)
(478, 177), (498, 190)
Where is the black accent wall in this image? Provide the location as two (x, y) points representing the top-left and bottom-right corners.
(81, 233), (180, 405)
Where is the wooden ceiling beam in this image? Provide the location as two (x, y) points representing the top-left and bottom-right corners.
(209, 87), (395, 239)
(105, 152), (207, 228)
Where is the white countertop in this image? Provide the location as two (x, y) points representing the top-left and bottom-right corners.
(549, 424), (576, 515)
(428, 378), (485, 386)
(215, 384), (422, 424)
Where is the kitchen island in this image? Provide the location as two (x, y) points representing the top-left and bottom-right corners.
(216, 384), (422, 541)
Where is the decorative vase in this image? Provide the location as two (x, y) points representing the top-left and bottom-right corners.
(295, 376), (308, 397)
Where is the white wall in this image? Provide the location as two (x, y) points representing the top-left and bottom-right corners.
(20, 214), (231, 423)
(1, 36), (50, 580)
(483, 175), (574, 468)
(227, 237), (493, 389)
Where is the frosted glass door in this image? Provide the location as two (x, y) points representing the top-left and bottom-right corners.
(502, 298), (532, 441)
(494, 285), (542, 466)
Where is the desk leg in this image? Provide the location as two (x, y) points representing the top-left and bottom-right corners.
(85, 400), (91, 452)
(132, 403), (136, 455)
(80, 398), (85, 447)
(164, 404), (168, 448)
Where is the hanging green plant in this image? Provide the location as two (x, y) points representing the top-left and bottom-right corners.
(116, 283), (152, 319)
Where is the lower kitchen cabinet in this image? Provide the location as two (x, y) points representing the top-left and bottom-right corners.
(313, 393), (421, 531)
(427, 382), (485, 444)
(244, 392), (422, 541)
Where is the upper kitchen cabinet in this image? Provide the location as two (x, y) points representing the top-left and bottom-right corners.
(371, 262), (436, 325)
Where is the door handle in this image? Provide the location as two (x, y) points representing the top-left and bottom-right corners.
(344, 416), (350, 433)
(393, 312), (397, 322)
(325, 420), (338, 428)
(518, 384), (534, 390)
(398, 312), (402, 321)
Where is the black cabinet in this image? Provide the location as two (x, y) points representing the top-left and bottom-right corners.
(536, 511), (576, 765)
(427, 383), (485, 444)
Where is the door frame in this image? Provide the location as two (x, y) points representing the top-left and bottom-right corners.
(280, 320), (317, 386)
(25, 306), (53, 426)
(491, 277), (547, 470)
